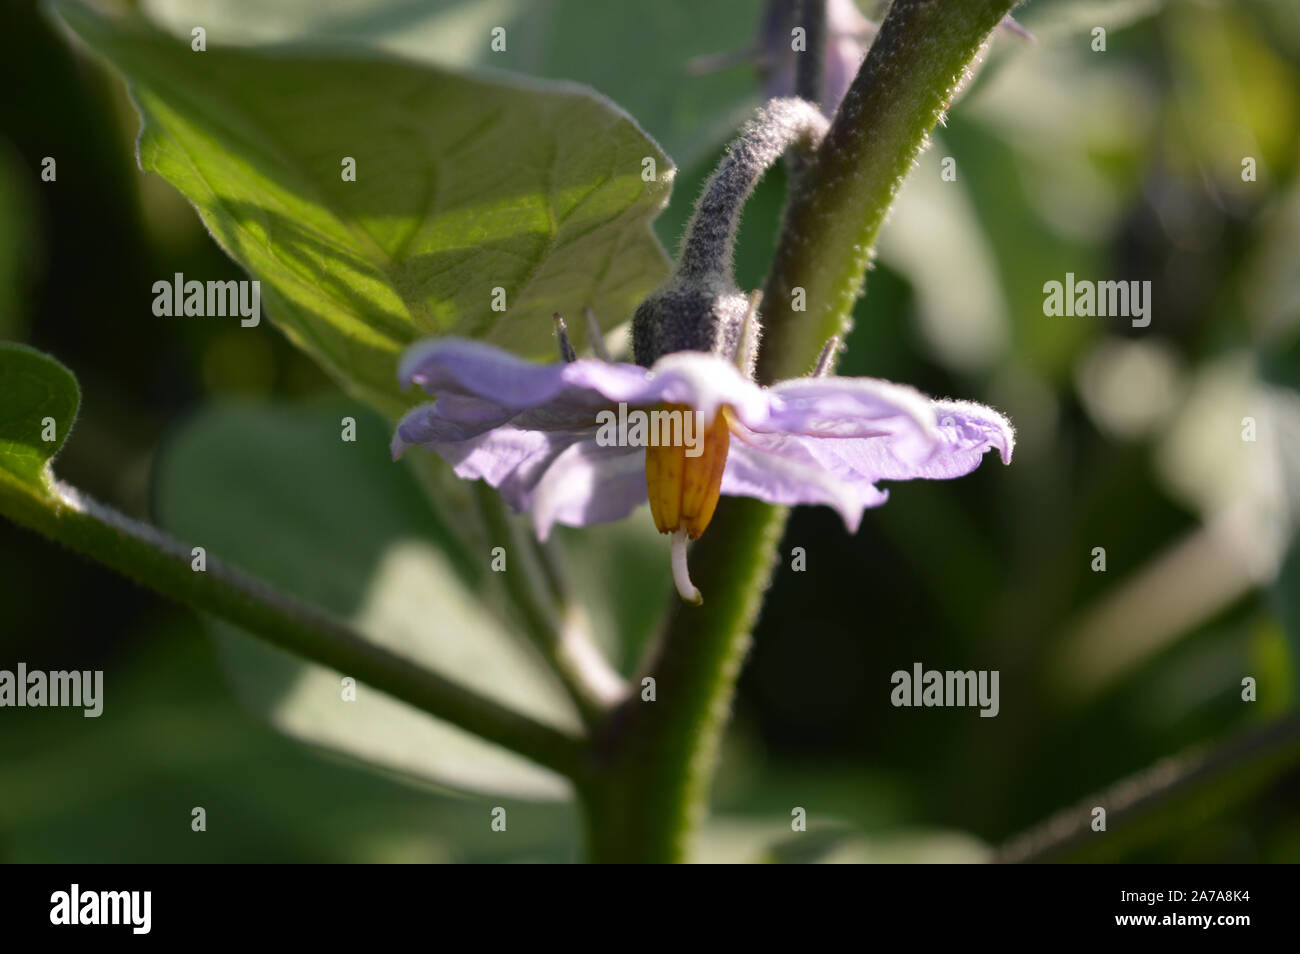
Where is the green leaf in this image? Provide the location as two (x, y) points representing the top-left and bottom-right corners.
(55, 3), (673, 417)
(138, 0), (765, 168)
(0, 343), (79, 496)
(153, 401), (581, 799)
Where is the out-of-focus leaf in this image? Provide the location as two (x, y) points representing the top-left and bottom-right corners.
(1262, 339), (1300, 696)
(0, 627), (579, 862)
(557, 517), (671, 673)
(1275, 542), (1300, 699)
(697, 820), (989, 863)
(766, 828), (990, 864)
(139, 0), (765, 167)
(0, 343), (79, 495)
(1001, 715), (1300, 863)
(153, 402), (580, 799)
(1164, 2), (1300, 190)
(1240, 185), (1300, 344)
(56, 3), (673, 417)
(875, 145), (1010, 372)
(1013, 0), (1164, 44)
(1155, 355), (1299, 580)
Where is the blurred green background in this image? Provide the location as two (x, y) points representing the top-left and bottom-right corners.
(1, 0), (1298, 862)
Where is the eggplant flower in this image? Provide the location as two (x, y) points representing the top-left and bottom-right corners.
(392, 336), (1013, 604)
(392, 97), (1013, 604)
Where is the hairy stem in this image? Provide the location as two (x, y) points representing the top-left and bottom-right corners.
(676, 98), (828, 284)
(581, 497), (788, 862)
(759, 0), (1018, 383)
(1, 478), (586, 778)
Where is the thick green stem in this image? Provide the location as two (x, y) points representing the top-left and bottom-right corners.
(578, 0), (1019, 862)
(0, 478), (586, 778)
(760, 0), (1017, 383)
(580, 497), (788, 862)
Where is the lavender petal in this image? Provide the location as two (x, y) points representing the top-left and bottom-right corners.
(530, 442), (648, 539)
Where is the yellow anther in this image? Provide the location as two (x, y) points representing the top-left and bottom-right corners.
(645, 403), (730, 539)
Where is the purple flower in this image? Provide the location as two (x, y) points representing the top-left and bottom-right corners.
(392, 338), (1014, 604)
